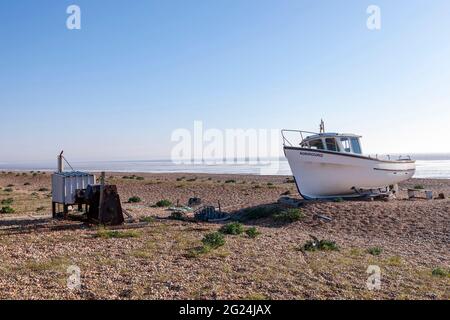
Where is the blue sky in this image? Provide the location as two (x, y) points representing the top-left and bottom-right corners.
(1, 0), (449, 162)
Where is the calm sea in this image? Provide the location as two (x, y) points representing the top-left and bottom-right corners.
(0, 154), (449, 179)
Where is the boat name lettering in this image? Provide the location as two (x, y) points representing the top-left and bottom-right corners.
(299, 152), (323, 158)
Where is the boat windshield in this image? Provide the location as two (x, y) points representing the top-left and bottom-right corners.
(340, 138), (351, 152)
(308, 139), (325, 150)
(339, 137), (362, 154)
(350, 137), (362, 154)
(325, 138), (339, 152)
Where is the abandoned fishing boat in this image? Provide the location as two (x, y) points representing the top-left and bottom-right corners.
(282, 122), (416, 199)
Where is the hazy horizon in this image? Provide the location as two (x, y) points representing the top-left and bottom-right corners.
(1, 152), (449, 166)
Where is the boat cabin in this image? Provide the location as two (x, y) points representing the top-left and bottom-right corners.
(300, 133), (363, 155)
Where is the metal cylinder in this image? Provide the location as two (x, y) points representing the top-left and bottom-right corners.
(58, 151), (64, 173)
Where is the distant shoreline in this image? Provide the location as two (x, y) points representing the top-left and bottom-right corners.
(1, 170), (450, 181)
(2, 158), (450, 179)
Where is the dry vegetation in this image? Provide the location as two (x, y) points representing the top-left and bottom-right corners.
(0, 171), (449, 300)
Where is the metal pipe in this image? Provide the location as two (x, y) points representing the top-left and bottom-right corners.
(58, 151), (64, 173)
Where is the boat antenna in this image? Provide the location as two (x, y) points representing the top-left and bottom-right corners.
(320, 119), (325, 133)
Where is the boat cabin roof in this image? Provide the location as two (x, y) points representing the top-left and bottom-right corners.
(304, 132), (362, 141)
(301, 132), (363, 155)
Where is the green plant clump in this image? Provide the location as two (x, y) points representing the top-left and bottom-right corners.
(303, 239), (339, 252)
(140, 216), (155, 223)
(245, 227), (260, 238)
(367, 247), (383, 256)
(95, 228), (139, 239)
(128, 196), (142, 203)
(431, 268), (449, 277)
(155, 199), (172, 207)
(273, 208), (305, 223)
(1, 198), (14, 205)
(0, 206), (15, 214)
(238, 206), (283, 222)
(220, 222), (244, 235)
(201, 232), (225, 249)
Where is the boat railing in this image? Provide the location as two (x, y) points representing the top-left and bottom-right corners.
(368, 154), (412, 161)
(281, 129), (320, 147)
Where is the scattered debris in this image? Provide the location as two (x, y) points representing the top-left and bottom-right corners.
(170, 210), (186, 221)
(408, 188), (433, 200)
(194, 206), (230, 222)
(188, 197), (202, 207)
(313, 214), (333, 222)
(351, 186), (392, 200)
(122, 209), (135, 222)
(168, 206), (193, 213)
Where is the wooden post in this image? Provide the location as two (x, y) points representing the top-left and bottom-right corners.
(52, 202), (56, 218)
(98, 172), (106, 223)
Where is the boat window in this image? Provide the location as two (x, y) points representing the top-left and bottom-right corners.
(325, 138), (339, 152)
(350, 137), (362, 154)
(308, 139), (325, 150)
(340, 138), (351, 152)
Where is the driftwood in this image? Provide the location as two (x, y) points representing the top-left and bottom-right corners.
(0, 220), (150, 237)
(313, 214), (333, 222)
(0, 222), (86, 236)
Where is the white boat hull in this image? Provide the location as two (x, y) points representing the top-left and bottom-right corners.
(284, 147), (416, 199)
